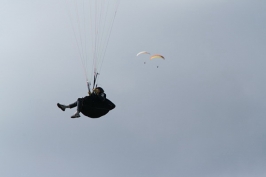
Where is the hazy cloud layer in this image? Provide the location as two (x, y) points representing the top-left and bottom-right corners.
(1, 1), (266, 177)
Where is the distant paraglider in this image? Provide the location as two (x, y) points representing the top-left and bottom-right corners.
(150, 54), (165, 60)
(137, 51), (165, 67)
(137, 51), (150, 64)
(136, 51), (150, 56)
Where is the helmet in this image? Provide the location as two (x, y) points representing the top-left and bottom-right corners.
(93, 87), (105, 95)
(96, 87), (104, 93)
(93, 87), (106, 101)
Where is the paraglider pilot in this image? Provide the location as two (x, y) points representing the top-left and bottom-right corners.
(57, 87), (115, 118)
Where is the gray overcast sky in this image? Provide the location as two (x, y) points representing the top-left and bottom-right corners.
(1, 0), (266, 177)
